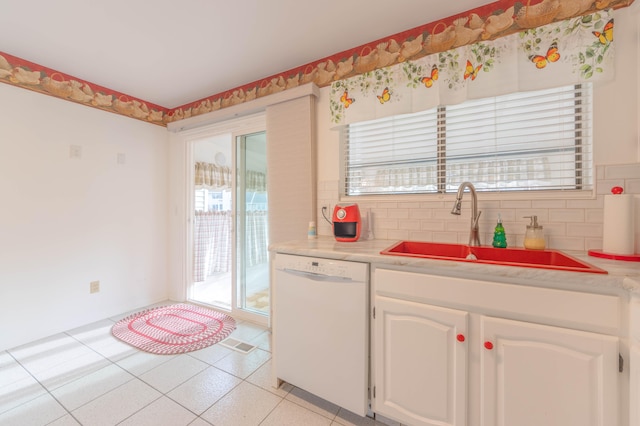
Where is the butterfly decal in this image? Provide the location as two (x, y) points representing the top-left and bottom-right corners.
(464, 60), (482, 81)
(340, 90), (355, 108)
(529, 42), (560, 69)
(593, 19), (614, 45)
(377, 87), (391, 104)
(420, 65), (439, 88)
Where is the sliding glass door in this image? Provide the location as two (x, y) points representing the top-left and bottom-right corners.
(191, 134), (233, 310)
(187, 118), (268, 324)
(236, 132), (269, 316)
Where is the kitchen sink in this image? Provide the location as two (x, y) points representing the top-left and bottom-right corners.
(380, 240), (607, 274)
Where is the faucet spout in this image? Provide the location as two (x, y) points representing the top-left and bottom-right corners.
(451, 181), (482, 246)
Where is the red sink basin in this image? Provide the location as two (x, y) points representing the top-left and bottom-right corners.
(380, 241), (607, 274)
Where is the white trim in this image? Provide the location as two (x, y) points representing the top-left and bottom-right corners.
(340, 188), (597, 204)
(167, 83), (319, 133)
(176, 112), (266, 140)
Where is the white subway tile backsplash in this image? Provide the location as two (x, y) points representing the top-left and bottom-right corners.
(377, 218), (400, 230)
(585, 209), (604, 223)
(370, 208), (389, 219)
(516, 209), (550, 223)
(547, 236), (586, 251)
(585, 237), (604, 251)
(409, 209), (433, 219)
(421, 220), (447, 231)
(500, 200), (532, 208)
(432, 232), (459, 243)
(376, 201), (400, 209)
(531, 199), (566, 209)
(567, 223), (603, 238)
(408, 230), (433, 241)
(399, 219), (421, 230)
(626, 179), (640, 194)
(478, 200), (502, 209)
(604, 163), (640, 179)
(317, 163), (639, 250)
(388, 209), (409, 219)
(540, 222), (566, 236)
(548, 209), (585, 223)
(387, 229), (409, 240)
(420, 201), (447, 209)
(375, 229), (389, 240)
(483, 209), (516, 222)
(432, 209), (456, 220)
(567, 197), (603, 209)
(398, 201), (422, 209)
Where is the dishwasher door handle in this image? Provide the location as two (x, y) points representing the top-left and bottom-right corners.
(279, 268), (355, 283)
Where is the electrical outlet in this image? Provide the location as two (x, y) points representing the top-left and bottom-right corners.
(321, 205), (332, 223)
(90, 280), (100, 294)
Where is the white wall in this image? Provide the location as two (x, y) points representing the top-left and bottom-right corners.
(315, 5), (640, 249)
(0, 84), (170, 351)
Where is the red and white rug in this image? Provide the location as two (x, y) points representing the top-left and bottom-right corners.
(111, 303), (236, 355)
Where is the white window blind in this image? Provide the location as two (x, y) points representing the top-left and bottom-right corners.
(342, 84), (593, 196)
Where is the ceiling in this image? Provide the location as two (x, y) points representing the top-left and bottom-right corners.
(0, 0), (494, 109)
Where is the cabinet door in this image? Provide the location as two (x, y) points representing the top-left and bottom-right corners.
(481, 316), (618, 426)
(373, 295), (468, 426)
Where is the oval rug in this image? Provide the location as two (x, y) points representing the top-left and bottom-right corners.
(112, 303), (236, 355)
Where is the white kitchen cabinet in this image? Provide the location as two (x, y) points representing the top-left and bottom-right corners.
(372, 267), (622, 426)
(481, 316), (618, 426)
(373, 295), (468, 426)
(631, 345), (640, 426)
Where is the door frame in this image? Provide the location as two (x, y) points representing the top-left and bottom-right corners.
(176, 112), (268, 327)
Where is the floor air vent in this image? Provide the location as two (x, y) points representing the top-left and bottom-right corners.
(220, 337), (256, 354)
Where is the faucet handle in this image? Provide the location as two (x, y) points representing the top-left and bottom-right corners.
(473, 210), (482, 227)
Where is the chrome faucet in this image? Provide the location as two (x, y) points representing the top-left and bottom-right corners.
(451, 181), (482, 246)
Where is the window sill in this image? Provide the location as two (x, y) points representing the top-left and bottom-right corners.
(341, 189), (596, 203)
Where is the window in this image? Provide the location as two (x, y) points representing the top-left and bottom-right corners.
(341, 84), (592, 196)
(194, 188), (231, 211)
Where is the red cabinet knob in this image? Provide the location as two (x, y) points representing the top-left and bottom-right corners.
(484, 341), (494, 350)
(456, 334), (465, 342)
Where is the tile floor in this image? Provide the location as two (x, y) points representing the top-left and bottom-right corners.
(0, 301), (399, 426)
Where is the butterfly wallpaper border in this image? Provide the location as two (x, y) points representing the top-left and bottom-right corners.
(330, 9), (615, 126)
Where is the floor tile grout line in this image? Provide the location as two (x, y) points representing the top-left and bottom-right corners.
(284, 393), (341, 423)
(257, 395), (287, 425)
(116, 360), (273, 425)
(112, 392), (169, 426)
(5, 348), (86, 426)
(57, 328), (152, 423)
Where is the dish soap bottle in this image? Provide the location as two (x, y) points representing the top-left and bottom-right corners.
(523, 216), (545, 250)
(492, 214), (507, 248)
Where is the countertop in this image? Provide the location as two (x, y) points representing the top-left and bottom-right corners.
(270, 237), (640, 295)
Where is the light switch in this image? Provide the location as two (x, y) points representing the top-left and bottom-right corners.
(69, 145), (82, 159)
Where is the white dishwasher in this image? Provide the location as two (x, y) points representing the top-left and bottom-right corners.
(273, 253), (369, 416)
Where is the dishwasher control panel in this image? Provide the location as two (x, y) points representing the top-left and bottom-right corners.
(275, 253), (368, 282)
